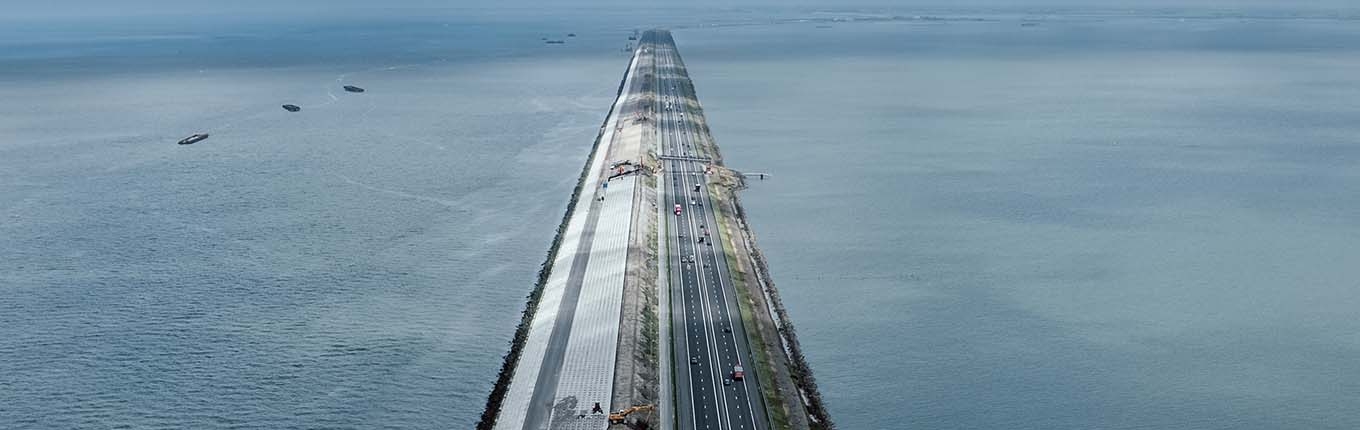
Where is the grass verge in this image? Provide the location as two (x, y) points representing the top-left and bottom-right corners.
(709, 185), (792, 430)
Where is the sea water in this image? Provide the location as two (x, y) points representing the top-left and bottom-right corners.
(3, 6), (1359, 430)
(0, 12), (635, 429)
(679, 11), (1360, 430)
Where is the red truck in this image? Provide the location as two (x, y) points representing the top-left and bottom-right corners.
(674, 204), (682, 216)
(732, 364), (744, 381)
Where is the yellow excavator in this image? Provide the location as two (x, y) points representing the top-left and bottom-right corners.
(608, 405), (655, 425)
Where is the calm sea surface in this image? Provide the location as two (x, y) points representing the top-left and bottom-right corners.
(678, 13), (1360, 430)
(0, 13), (637, 429)
(3, 7), (1359, 430)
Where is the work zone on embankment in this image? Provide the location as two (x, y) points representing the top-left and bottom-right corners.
(478, 29), (831, 430)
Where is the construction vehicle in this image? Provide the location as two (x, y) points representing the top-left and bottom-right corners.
(608, 405), (655, 425)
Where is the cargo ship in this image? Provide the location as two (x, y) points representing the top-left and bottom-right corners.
(282, 104), (301, 112)
(343, 85), (365, 93)
(177, 133), (209, 145)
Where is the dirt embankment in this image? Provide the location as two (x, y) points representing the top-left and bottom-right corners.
(609, 43), (663, 428)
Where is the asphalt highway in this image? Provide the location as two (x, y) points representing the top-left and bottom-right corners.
(651, 30), (770, 430)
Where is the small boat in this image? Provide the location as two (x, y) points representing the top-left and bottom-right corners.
(177, 133), (209, 145)
(545, 40), (565, 44)
(343, 85), (365, 93)
(282, 104), (301, 112)
(567, 33), (576, 37)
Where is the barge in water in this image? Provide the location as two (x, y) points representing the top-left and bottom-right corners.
(177, 133), (209, 145)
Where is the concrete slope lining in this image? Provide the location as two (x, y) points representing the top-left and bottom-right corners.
(549, 175), (638, 430)
(494, 46), (643, 430)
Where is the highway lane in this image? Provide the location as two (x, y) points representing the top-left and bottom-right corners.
(652, 30), (769, 430)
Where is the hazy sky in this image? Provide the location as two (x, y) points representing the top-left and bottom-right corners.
(7, 0), (1358, 21)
